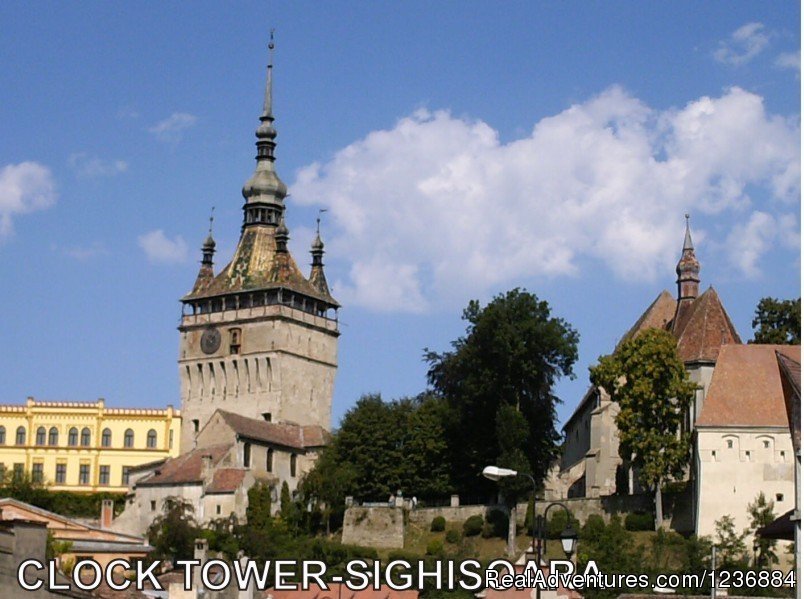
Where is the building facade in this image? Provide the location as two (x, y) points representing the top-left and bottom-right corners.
(0, 397), (181, 493)
(177, 39), (339, 452)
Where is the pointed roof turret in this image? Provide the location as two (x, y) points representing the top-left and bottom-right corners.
(675, 214), (700, 301)
(189, 210), (217, 296)
(309, 213), (334, 301)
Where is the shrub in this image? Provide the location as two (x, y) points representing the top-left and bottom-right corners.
(463, 515), (483, 537)
(480, 522), (495, 538)
(426, 539), (444, 556)
(581, 514), (606, 543)
(486, 509), (508, 538)
(388, 549), (421, 562)
(431, 516), (446, 532)
(624, 512), (654, 531)
(546, 509), (581, 539)
(445, 529), (461, 544)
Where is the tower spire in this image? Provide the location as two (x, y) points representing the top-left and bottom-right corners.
(676, 213), (700, 301)
(241, 30), (287, 228)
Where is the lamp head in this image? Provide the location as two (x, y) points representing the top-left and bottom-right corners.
(560, 524), (578, 557)
(482, 465), (519, 481)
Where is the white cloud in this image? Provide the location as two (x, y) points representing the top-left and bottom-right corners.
(69, 153), (128, 178)
(714, 22), (770, 65)
(0, 161), (57, 238)
(725, 211), (777, 278)
(775, 51), (800, 75)
(138, 230), (188, 264)
(148, 112), (197, 143)
(291, 86), (800, 312)
(65, 242), (108, 261)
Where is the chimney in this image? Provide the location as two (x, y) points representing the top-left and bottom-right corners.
(193, 538), (208, 590)
(100, 499), (114, 529)
(202, 454), (213, 482)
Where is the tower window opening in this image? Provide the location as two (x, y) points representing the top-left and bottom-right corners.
(229, 328), (241, 354)
(262, 412), (272, 422)
(290, 454), (297, 477)
(243, 442), (251, 468)
(192, 419), (199, 433)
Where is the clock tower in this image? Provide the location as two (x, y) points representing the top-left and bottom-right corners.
(177, 40), (339, 452)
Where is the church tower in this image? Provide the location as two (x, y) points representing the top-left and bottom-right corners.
(177, 38), (339, 452)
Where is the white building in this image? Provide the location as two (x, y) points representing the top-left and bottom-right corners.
(694, 344), (799, 537)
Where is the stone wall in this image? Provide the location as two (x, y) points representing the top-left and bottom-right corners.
(342, 506), (405, 549)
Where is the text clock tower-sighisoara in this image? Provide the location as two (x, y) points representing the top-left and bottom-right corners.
(177, 41), (339, 452)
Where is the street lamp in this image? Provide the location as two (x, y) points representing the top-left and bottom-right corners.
(483, 466), (578, 599)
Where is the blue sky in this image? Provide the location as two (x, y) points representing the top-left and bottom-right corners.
(0, 2), (800, 432)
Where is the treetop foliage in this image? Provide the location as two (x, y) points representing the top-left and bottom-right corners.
(426, 288), (579, 496)
(750, 297), (800, 344)
(590, 328), (695, 492)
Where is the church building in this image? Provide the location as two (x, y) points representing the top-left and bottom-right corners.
(554, 217), (741, 501)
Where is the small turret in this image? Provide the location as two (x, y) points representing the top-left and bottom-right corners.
(309, 213), (332, 298)
(190, 210), (216, 295)
(676, 214), (700, 301)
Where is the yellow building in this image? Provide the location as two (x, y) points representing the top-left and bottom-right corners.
(0, 397), (181, 493)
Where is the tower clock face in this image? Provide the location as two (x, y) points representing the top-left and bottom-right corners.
(200, 327), (221, 354)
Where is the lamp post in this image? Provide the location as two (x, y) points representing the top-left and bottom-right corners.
(483, 465), (578, 599)
(483, 466), (537, 556)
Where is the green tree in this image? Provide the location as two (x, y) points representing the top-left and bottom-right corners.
(751, 297), (801, 344)
(147, 497), (199, 563)
(589, 328), (696, 529)
(426, 289), (578, 497)
(714, 515), (748, 571)
(299, 446), (357, 534)
(238, 483), (299, 564)
(305, 393), (451, 503)
(746, 492), (778, 567)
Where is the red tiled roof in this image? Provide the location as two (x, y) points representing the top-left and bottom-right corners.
(206, 468), (247, 494)
(266, 583), (419, 599)
(618, 290), (677, 347)
(672, 286), (741, 363)
(697, 344), (800, 427)
(777, 351), (801, 452)
(138, 443), (231, 486)
(217, 410), (330, 449)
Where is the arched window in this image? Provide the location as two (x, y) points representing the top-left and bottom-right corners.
(15, 426), (26, 446)
(68, 427), (78, 446)
(146, 429), (157, 449)
(35, 427), (46, 446)
(0, 426), (6, 445)
(80, 427), (91, 447)
(124, 429), (134, 448)
(48, 427), (58, 446)
(290, 454), (297, 477)
(101, 428), (112, 447)
(243, 442), (251, 468)
(266, 448), (273, 472)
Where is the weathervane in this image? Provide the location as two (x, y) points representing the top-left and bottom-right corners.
(316, 208), (328, 235)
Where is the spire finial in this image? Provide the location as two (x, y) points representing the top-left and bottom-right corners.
(262, 30), (275, 120)
(316, 208), (328, 236)
(208, 206), (215, 236)
(683, 213), (694, 251)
